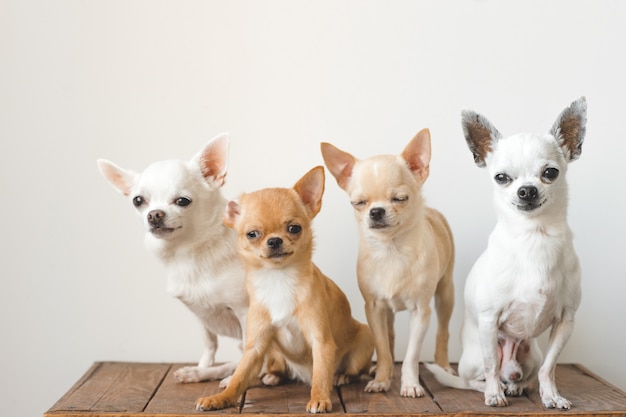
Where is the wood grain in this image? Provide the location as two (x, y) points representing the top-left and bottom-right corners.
(44, 362), (626, 417)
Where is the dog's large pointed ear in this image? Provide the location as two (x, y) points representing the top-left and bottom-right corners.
(223, 199), (241, 229)
(97, 159), (137, 196)
(461, 110), (502, 167)
(293, 166), (325, 218)
(550, 97), (587, 162)
(193, 132), (230, 187)
(402, 128), (431, 184)
(320, 142), (356, 191)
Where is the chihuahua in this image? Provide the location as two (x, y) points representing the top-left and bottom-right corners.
(426, 98), (586, 410)
(97, 133), (246, 384)
(195, 166), (374, 413)
(321, 129), (455, 398)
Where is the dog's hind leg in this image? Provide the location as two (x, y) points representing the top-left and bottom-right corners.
(434, 269), (455, 374)
(336, 322), (375, 386)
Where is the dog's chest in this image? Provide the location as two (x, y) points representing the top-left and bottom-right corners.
(252, 269), (298, 324)
(361, 243), (431, 311)
(490, 230), (577, 338)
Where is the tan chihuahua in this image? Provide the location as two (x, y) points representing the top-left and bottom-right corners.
(195, 166), (374, 413)
(321, 129), (455, 397)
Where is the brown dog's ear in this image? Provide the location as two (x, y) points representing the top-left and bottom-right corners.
(223, 199), (241, 228)
(293, 166), (325, 218)
(550, 97), (587, 162)
(320, 142), (355, 190)
(402, 128), (431, 184)
(193, 132), (230, 187)
(461, 110), (502, 167)
(97, 159), (137, 196)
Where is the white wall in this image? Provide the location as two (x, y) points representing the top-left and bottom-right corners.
(2, 1), (625, 416)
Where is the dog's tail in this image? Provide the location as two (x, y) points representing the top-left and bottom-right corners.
(423, 363), (485, 392)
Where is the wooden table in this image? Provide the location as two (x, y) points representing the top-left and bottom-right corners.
(44, 362), (626, 416)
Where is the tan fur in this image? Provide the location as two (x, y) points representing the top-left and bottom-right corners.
(196, 166), (374, 413)
(321, 129), (455, 397)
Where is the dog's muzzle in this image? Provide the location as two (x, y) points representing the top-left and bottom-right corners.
(516, 186), (543, 212)
(265, 237), (290, 259)
(147, 210), (177, 235)
(368, 207), (389, 229)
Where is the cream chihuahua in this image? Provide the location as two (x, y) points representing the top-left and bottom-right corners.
(196, 166), (374, 413)
(426, 98), (586, 410)
(97, 133), (246, 384)
(321, 129), (455, 398)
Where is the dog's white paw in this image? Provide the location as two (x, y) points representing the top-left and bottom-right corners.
(505, 382), (524, 397)
(261, 373), (281, 386)
(174, 366), (202, 383)
(364, 379), (391, 393)
(400, 382), (425, 398)
(541, 394), (571, 410)
(484, 391), (508, 407)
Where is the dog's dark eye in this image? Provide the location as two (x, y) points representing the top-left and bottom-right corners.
(246, 230), (260, 240)
(175, 197), (192, 207)
(392, 196), (408, 203)
(494, 173), (512, 185)
(542, 167), (560, 182)
(133, 196), (145, 207)
(287, 224), (302, 235)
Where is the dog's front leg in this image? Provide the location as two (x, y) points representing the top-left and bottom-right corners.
(538, 309), (575, 410)
(199, 329), (219, 367)
(308, 334), (337, 413)
(364, 300), (394, 393)
(174, 330), (219, 383)
(400, 305), (431, 397)
(196, 311), (271, 411)
(478, 314), (507, 407)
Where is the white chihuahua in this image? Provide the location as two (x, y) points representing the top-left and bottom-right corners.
(426, 98), (586, 410)
(97, 133), (246, 384)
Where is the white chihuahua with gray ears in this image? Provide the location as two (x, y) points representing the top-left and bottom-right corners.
(97, 133), (247, 384)
(426, 97), (586, 410)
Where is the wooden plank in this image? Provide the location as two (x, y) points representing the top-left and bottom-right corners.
(420, 363), (546, 414)
(45, 362), (170, 415)
(527, 364), (626, 413)
(144, 363), (235, 415)
(242, 380), (343, 414)
(45, 362), (103, 414)
(339, 364), (441, 414)
(44, 362), (626, 417)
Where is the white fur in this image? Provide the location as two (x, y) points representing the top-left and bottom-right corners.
(97, 133), (247, 383)
(427, 98), (586, 410)
(251, 268), (298, 324)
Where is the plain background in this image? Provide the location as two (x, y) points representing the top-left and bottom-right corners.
(2, 1), (625, 416)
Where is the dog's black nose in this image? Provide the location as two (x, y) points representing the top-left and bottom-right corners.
(147, 210), (166, 226)
(267, 237), (283, 249)
(517, 186), (538, 202)
(369, 207), (386, 221)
